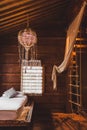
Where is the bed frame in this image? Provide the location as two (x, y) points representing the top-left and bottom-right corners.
(0, 101), (34, 127)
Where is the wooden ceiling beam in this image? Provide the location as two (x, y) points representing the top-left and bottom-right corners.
(0, 1), (66, 27)
(0, 0), (31, 12)
(0, 8), (64, 32)
(0, 0), (47, 17)
(0, 0), (15, 6)
(0, 0), (68, 22)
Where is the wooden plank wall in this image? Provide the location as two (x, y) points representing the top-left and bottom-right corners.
(0, 37), (20, 94)
(0, 33), (68, 113)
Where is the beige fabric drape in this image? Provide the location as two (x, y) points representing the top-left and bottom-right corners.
(52, 1), (86, 90)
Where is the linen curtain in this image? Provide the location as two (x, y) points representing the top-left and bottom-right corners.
(52, 1), (86, 90)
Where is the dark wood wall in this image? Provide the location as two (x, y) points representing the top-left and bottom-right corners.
(0, 38), (20, 93)
(0, 29), (87, 115)
(0, 31), (68, 113)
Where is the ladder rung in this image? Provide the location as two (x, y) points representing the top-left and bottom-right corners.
(71, 61), (76, 63)
(69, 65), (78, 68)
(69, 92), (80, 96)
(71, 69), (78, 71)
(72, 51), (76, 56)
(69, 100), (81, 106)
(69, 84), (79, 87)
(69, 75), (79, 77)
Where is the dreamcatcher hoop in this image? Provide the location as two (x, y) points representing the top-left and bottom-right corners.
(18, 28), (37, 60)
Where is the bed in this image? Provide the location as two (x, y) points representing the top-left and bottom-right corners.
(0, 87), (28, 120)
(0, 88), (34, 127)
(0, 93), (27, 120)
(0, 102), (34, 127)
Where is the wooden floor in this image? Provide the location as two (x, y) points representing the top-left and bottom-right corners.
(32, 112), (54, 130)
(0, 108), (87, 130)
(31, 109), (87, 130)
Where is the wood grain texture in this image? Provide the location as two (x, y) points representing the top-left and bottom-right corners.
(0, 36), (67, 112)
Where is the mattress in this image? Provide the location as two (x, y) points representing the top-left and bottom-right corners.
(0, 93), (27, 120)
(0, 102), (34, 126)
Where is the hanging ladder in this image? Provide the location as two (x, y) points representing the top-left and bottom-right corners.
(68, 44), (82, 113)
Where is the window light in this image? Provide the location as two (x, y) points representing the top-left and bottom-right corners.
(21, 60), (44, 95)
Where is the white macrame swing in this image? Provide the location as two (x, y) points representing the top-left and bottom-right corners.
(52, 1), (87, 90)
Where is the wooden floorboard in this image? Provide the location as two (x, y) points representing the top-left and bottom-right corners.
(31, 111), (87, 130)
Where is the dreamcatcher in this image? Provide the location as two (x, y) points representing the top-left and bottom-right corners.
(18, 28), (37, 61)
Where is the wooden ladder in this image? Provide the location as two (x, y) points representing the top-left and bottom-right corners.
(68, 45), (82, 112)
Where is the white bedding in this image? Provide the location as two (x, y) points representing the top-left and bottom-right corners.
(0, 93), (28, 120)
(0, 94), (27, 110)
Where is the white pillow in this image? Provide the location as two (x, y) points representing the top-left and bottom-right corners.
(16, 91), (24, 97)
(2, 88), (17, 98)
